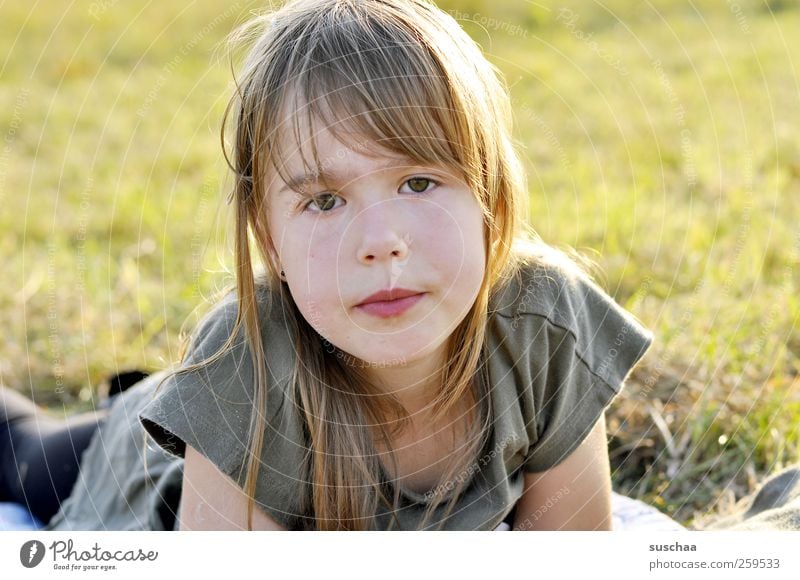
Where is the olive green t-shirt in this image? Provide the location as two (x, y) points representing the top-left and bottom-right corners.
(45, 255), (654, 531)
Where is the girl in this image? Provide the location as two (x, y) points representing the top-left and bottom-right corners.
(4, 0), (659, 531)
(135, 0), (654, 531)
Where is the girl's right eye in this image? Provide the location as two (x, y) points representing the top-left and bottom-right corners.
(301, 192), (340, 213)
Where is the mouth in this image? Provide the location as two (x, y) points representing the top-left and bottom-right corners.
(356, 287), (424, 306)
(355, 292), (426, 319)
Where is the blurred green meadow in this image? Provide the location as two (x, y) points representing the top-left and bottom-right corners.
(1, 0), (798, 527)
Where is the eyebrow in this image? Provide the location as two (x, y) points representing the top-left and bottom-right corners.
(277, 156), (428, 195)
(278, 169), (341, 195)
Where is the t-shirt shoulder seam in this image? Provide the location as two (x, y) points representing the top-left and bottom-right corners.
(493, 309), (624, 394)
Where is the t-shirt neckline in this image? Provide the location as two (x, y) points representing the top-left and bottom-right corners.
(379, 464), (465, 505)
(377, 436), (490, 505)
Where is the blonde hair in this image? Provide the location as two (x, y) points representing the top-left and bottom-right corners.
(152, 0), (597, 530)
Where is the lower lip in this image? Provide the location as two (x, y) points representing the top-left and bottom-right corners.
(356, 293), (425, 319)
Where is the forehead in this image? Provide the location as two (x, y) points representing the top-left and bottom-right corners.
(279, 122), (390, 170)
(268, 112), (419, 194)
(262, 86), (459, 199)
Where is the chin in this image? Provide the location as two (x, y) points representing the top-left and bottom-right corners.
(345, 347), (413, 368)
(360, 337), (443, 366)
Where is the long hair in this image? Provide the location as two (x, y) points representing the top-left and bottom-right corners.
(153, 0), (598, 530)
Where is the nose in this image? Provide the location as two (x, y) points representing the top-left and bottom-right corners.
(355, 202), (412, 265)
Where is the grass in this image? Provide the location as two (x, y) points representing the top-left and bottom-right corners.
(1, 0), (798, 528)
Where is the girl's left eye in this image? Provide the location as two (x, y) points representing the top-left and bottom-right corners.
(400, 177), (439, 194)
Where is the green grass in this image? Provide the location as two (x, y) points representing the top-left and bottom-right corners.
(1, 0), (798, 527)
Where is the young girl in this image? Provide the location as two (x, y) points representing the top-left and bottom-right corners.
(8, 0), (659, 531)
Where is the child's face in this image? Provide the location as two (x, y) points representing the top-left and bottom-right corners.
(263, 122), (486, 390)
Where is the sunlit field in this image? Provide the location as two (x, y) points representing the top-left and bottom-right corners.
(1, 0), (798, 527)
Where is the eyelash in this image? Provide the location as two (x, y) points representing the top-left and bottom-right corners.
(298, 177), (440, 214)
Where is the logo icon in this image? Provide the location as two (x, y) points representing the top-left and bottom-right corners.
(19, 540), (46, 568)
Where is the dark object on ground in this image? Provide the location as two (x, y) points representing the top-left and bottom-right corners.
(106, 370), (150, 397)
(0, 386), (108, 524)
(693, 465), (800, 530)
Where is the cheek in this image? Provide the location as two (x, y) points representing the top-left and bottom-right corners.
(419, 197), (486, 271)
(288, 272), (342, 344)
(280, 225), (339, 273)
(293, 295), (333, 339)
(282, 232), (340, 322)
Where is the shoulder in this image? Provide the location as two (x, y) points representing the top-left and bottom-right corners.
(137, 281), (296, 464)
(488, 243), (654, 389)
(485, 244), (655, 473)
(489, 244), (591, 333)
(183, 281), (292, 367)
(491, 243), (603, 329)
(492, 246), (585, 324)
(136, 282), (309, 529)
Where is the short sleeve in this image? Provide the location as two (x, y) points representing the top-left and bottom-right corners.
(137, 295), (258, 481)
(518, 264), (654, 473)
(137, 289), (311, 529)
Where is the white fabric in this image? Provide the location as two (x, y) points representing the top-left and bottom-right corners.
(491, 492), (686, 531)
(611, 492), (686, 531)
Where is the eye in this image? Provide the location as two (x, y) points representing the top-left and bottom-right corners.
(300, 192), (341, 213)
(400, 177), (439, 194)
(299, 177), (440, 214)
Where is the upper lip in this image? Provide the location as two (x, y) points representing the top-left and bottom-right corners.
(356, 287), (424, 306)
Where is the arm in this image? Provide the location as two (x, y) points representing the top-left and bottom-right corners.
(512, 414), (613, 531)
(179, 443), (287, 531)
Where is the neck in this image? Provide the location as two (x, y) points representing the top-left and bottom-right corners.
(365, 348), (448, 416)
